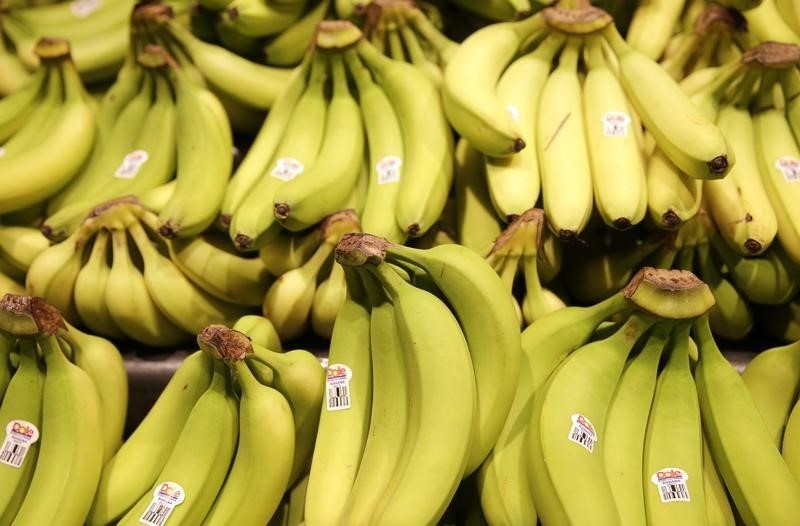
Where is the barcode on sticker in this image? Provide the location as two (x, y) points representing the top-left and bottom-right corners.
(70, 0), (101, 17)
(115, 150), (149, 179)
(376, 156), (402, 185)
(271, 157), (303, 181)
(568, 414), (597, 452)
(0, 420), (39, 468)
(140, 481), (185, 526)
(651, 468), (691, 503)
(775, 156), (800, 182)
(602, 111), (631, 138)
(326, 363), (352, 411)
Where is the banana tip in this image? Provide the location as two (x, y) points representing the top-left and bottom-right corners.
(661, 211), (681, 229)
(744, 239), (763, 256)
(513, 138), (526, 153)
(234, 233), (254, 250)
(612, 218), (633, 231)
(274, 203), (290, 220)
(708, 155), (728, 174)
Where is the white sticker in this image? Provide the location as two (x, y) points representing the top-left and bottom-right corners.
(651, 468), (691, 503)
(140, 481), (186, 525)
(271, 157), (304, 182)
(114, 150), (149, 179)
(318, 357), (329, 369)
(602, 111), (631, 138)
(0, 147), (5, 158)
(70, 0), (102, 17)
(506, 104), (521, 123)
(376, 156), (402, 185)
(326, 363), (352, 411)
(0, 420), (40, 468)
(775, 156), (800, 182)
(568, 413), (597, 452)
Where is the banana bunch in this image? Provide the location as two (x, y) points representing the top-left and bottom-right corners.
(304, 232), (520, 525)
(0, 0), (134, 83)
(28, 198), (254, 347)
(262, 210), (361, 341)
(359, 0), (458, 87)
(483, 208), (566, 327)
(0, 294), (127, 525)
(88, 319), (323, 526)
(223, 19), (452, 250)
(443, 6), (732, 241)
(0, 37), (95, 216)
(43, 36), (234, 241)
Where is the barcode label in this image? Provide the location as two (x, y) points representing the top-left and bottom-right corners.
(0, 420), (39, 468)
(140, 481), (185, 525)
(568, 414), (597, 453)
(776, 156), (800, 182)
(651, 468), (691, 503)
(602, 111), (631, 138)
(326, 363), (353, 411)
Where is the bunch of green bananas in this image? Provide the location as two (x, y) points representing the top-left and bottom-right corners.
(303, 232), (521, 525)
(0, 0), (134, 84)
(443, 6), (732, 243)
(262, 210), (361, 341)
(88, 317), (326, 526)
(28, 198), (257, 347)
(0, 294), (127, 525)
(223, 19), (452, 249)
(0, 38), (95, 216)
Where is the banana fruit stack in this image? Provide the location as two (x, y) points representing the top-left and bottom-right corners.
(303, 232), (520, 525)
(223, 18), (452, 249)
(0, 38), (95, 216)
(480, 266), (800, 525)
(443, 5), (732, 242)
(0, 294), (127, 525)
(88, 317), (324, 526)
(28, 197), (258, 347)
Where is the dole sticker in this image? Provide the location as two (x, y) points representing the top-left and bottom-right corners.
(115, 150), (149, 179)
(651, 467), (691, 503)
(139, 481), (186, 525)
(326, 363), (352, 411)
(775, 156), (800, 182)
(568, 413), (597, 453)
(602, 111), (632, 138)
(377, 156), (402, 185)
(271, 157), (304, 182)
(1, 420), (40, 468)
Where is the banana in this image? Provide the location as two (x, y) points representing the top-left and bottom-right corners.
(72, 230), (125, 339)
(0, 68), (45, 142)
(741, 340), (800, 447)
(259, 227), (321, 276)
(7, 303), (103, 526)
(93, 58), (144, 146)
(693, 315), (800, 526)
(230, 52), (328, 249)
(604, 324), (670, 526)
(643, 323), (706, 525)
(775, 0), (800, 34)
(0, 35), (31, 97)
(753, 76), (800, 266)
(382, 239), (521, 476)
(273, 53), (365, 232)
(520, 253), (566, 326)
(0, 274), (24, 297)
(310, 260), (347, 339)
(200, 330), (295, 526)
(58, 322), (127, 464)
(706, 101), (778, 256)
(0, 226), (49, 275)
(164, 17), (292, 109)
(356, 35), (453, 238)
(782, 395), (800, 483)
(304, 268), (371, 526)
(454, 139), (502, 255)
(626, 0), (686, 60)
(448, 0), (517, 21)
(478, 291), (631, 526)
(232, 314), (282, 351)
(702, 433), (735, 526)
(218, 0), (305, 37)
(264, 0), (330, 67)
(537, 37), (594, 241)
(601, 23), (731, 179)
(584, 34), (647, 230)
(396, 20), (443, 87)
(0, 339), (44, 525)
(333, 269), (408, 526)
(364, 261), (475, 526)
(344, 50), (405, 244)
(526, 311), (658, 526)
(406, 6), (458, 65)
(219, 56), (310, 229)
(646, 146), (703, 229)
(441, 13), (545, 156)
(484, 32), (565, 222)
(0, 43), (96, 214)
(246, 343), (325, 486)
(0, 333), (13, 402)
(87, 350), (214, 526)
(695, 242), (753, 341)
(744, 0), (800, 45)
(105, 227), (189, 347)
(128, 220), (248, 334)
(118, 360), (239, 526)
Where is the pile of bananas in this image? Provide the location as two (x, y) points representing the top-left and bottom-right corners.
(88, 317), (325, 526)
(303, 232), (520, 525)
(0, 294), (127, 524)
